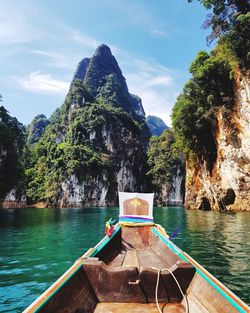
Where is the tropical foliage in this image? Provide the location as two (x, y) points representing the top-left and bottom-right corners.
(171, 0), (249, 172)
(147, 130), (184, 196)
(24, 89), (144, 204)
(189, 0), (250, 66)
(0, 105), (25, 199)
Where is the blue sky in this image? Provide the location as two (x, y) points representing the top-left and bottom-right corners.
(0, 0), (211, 126)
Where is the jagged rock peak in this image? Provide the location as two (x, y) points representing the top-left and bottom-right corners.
(94, 44), (113, 58)
(27, 114), (50, 144)
(83, 44), (131, 113)
(74, 58), (90, 80)
(129, 94), (145, 117)
(70, 44), (147, 119)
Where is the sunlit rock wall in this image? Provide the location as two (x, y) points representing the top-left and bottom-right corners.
(185, 70), (250, 211)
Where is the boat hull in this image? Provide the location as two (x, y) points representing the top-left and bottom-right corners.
(23, 225), (250, 313)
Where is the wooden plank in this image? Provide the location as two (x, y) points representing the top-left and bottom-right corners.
(94, 302), (185, 313)
(122, 226), (152, 249)
(108, 251), (126, 267)
(186, 293), (211, 313)
(186, 273), (239, 313)
(136, 249), (168, 268)
(122, 250), (139, 267)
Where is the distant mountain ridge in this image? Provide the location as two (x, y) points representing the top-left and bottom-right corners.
(146, 115), (168, 136)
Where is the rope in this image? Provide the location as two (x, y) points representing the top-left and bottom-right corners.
(155, 268), (189, 313)
(155, 269), (162, 313)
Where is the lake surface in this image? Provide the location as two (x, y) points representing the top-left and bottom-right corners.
(0, 207), (249, 312)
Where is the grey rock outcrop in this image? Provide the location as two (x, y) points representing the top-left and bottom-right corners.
(146, 115), (168, 136)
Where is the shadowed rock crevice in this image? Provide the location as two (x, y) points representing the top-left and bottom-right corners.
(199, 197), (211, 211)
(223, 188), (236, 206)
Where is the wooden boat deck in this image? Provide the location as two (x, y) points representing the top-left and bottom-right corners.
(94, 302), (185, 313)
(108, 249), (168, 268)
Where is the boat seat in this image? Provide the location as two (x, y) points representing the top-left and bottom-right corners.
(139, 260), (196, 303)
(83, 260), (146, 302)
(83, 259), (196, 303)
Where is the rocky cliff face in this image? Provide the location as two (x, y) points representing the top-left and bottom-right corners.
(167, 165), (185, 206)
(0, 106), (26, 208)
(185, 69), (250, 211)
(25, 44), (150, 207)
(1, 189), (26, 208)
(58, 103), (149, 207)
(147, 129), (185, 207)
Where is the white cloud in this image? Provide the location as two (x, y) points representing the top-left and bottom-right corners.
(70, 30), (100, 49)
(115, 50), (183, 126)
(126, 70), (179, 126)
(0, 2), (40, 44)
(15, 71), (70, 94)
(148, 75), (174, 87)
(31, 49), (75, 70)
(31, 50), (63, 59)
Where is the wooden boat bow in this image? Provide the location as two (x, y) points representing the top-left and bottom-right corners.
(23, 193), (250, 313)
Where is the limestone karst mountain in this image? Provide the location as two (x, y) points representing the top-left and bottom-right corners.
(74, 44), (145, 118)
(24, 44), (151, 207)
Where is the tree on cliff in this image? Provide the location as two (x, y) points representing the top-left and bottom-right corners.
(173, 0), (249, 172)
(172, 44), (236, 171)
(188, 0), (249, 40)
(147, 130), (184, 203)
(189, 0), (250, 66)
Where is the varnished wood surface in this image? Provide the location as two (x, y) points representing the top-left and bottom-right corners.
(94, 302), (185, 313)
(185, 273), (240, 313)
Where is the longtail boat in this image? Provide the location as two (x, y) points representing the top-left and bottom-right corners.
(24, 192), (250, 313)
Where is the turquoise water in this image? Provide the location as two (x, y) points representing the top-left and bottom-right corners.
(0, 207), (249, 312)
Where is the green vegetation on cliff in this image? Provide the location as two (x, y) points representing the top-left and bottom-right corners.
(147, 130), (184, 202)
(172, 44), (236, 170)
(83, 44), (132, 113)
(27, 114), (49, 144)
(25, 75), (148, 205)
(0, 103), (25, 199)
(189, 0), (250, 66)
(172, 0), (249, 172)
